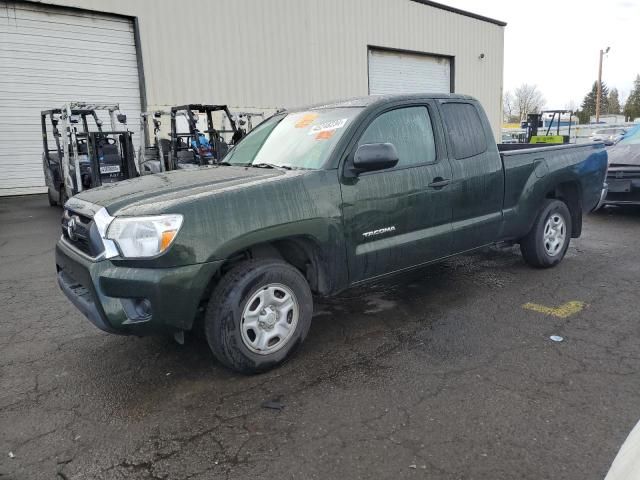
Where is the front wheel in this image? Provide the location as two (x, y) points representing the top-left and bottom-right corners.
(520, 199), (572, 268)
(204, 259), (313, 374)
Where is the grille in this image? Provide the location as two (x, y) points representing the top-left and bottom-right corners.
(607, 171), (640, 180)
(606, 191), (640, 203)
(61, 209), (100, 257)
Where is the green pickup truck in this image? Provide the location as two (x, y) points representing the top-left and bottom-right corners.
(56, 94), (608, 373)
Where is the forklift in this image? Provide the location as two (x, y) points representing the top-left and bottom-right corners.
(42, 103), (137, 206)
(42, 106), (99, 205)
(524, 110), (574, 144)
(232, 111), (265, 136)
(168, 104), (243, 169)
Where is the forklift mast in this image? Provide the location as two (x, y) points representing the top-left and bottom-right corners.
(139, 110), (170, 173)
(41, 107), (105, 161)
(525, 113), (541, 142)
(57, 103), (135, 198)
(230, 111), (265, 137)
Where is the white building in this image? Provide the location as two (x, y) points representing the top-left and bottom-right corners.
(0, 0), (506, 196)
(589, 114), (627, 125)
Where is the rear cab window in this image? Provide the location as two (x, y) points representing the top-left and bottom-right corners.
(441, 102), (488, 159)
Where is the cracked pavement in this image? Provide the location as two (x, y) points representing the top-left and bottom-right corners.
(1, 195), (640, 479)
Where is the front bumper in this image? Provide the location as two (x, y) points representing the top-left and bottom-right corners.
(55, 239), (222, 335)
(602, 178), (640, 206)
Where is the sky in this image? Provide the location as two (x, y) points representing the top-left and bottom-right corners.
(444, 0), (640, 110)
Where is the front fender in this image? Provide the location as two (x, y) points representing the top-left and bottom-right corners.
(210, 218), (348, 294)
(192, 170), (348, 293)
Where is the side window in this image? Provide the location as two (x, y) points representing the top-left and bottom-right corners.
(357, 106), (436, 167)
(441, 103), (488, 159)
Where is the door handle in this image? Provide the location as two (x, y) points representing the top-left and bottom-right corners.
(428, 177), (451, 189)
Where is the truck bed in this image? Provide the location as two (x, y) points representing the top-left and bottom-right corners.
(497, 142), (608, 241)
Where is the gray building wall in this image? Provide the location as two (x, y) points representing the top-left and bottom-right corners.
(26, 0), (505, 138)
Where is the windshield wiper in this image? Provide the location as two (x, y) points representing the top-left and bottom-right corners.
(250, 163), (292, 170)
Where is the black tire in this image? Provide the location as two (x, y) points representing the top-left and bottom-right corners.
(520, 199), (572, 268)
(59, 187), (68, 208)
(204, 259), (313, 374)
(47, 188), (57, 207)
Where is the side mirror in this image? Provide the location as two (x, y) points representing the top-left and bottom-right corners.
(96, 119), (103, 127)
(117, 114), (127, 124)
(353, 143), (399, 173)
(69, 115), (80, 124)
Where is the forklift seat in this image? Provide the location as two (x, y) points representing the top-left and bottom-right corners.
(76, 141), (88, 155)
(99, 144), (119, 157)
(177, 149), (197, 164)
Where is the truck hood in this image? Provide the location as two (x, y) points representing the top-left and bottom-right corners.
(74, 166), (291, 215)
(608, 143), (640, 167)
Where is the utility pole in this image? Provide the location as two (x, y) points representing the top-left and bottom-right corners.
(595, 47), (610, 123)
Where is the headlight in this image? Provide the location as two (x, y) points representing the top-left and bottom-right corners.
(106, 214), (183, 258)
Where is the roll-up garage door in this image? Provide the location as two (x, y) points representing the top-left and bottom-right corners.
(0, 2), (142, 196)
(368, 48), (451, 96)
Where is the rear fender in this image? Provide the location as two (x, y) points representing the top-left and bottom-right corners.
(502, 171), (583, 241)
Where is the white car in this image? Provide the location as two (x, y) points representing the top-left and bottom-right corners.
(590, 127), (627, 146)
(605, 420), (640, 480)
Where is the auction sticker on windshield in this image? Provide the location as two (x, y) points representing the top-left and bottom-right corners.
(308, 118), (348, 135)
(315, 130), (336, 140)
(294, 113), (318, 128)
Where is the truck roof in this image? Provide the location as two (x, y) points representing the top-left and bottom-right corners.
(300, 93), (477, 111)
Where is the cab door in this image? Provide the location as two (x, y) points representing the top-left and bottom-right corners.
(438, 101), (505, 252)
(340, 103), (454, 283)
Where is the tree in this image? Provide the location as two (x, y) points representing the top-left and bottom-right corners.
(608, 88), (621, 115)
(503, 91), (518, 123)
(512, 84), (545, 120)
(624, 75), (640, 121)
(577, 81), (609, 123)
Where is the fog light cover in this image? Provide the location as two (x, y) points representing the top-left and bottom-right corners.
(121, 297), (153, 323)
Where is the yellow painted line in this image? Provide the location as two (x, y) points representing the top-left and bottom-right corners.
(522, 301), (586, 318)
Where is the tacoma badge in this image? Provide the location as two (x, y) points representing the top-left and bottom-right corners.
(362, 226), (396, 238)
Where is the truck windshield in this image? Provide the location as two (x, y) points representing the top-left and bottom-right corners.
(223, 108), (362, 169)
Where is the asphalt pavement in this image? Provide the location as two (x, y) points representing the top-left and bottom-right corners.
(1, 194), (640, 480)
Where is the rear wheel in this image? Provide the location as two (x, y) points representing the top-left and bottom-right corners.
(204, 259), (313, 374)
(520, 199), (572, 268)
